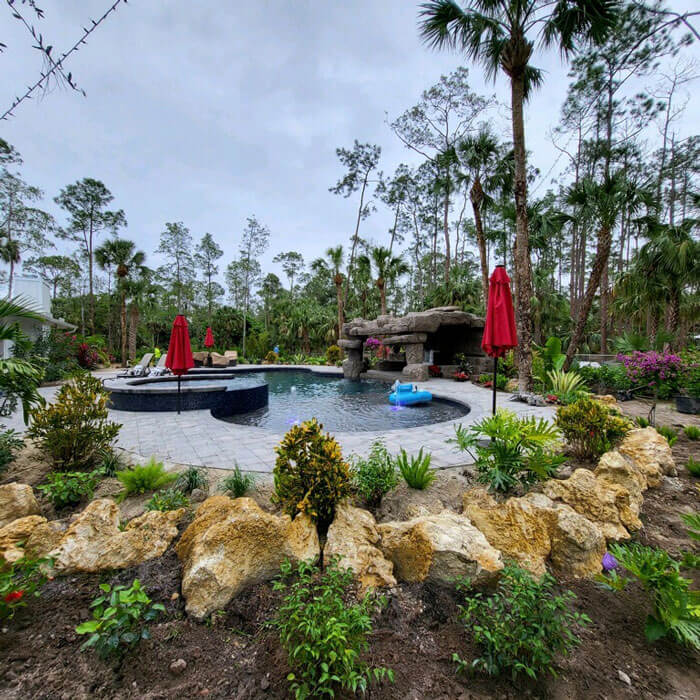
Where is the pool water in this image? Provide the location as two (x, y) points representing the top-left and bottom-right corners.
(216, 370), (469, 432)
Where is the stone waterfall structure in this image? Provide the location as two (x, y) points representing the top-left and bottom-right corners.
(340, 306), (487, 381)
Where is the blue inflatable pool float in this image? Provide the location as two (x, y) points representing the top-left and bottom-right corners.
(389, 383), (433, 406)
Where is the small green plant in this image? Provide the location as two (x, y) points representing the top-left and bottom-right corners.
(37, 470), (102, 508)
(685, 457), (700, 476)
(273, 419), (351, 526)
(0, 426), (23, 474)
(454, 563), (588, 681)
(655, 424), (678, 447)
(450, 410), (564, 493)
(635, 416), (651, 428)
(680, 512), (700, 541)
(0, 556), (52, 620)
(350, 440), (398, 507)
(547, 369), (586, 396)
(555, 397), (632, 459)
(271, 558), (392, 699)
(175, 466), (209, 494)
(144, 488), (189, 512)
(97, 447), (129, 477)
(326, 344), (342, 364)
(683, 425), (700, 441)
(600, 543), (699, 649)
(27, 373), (121, 471)
(395, 448), (435, 490)
(75, 579), (166, 659)
(219, 464), (256, 498)
(116, 458), (177, 499)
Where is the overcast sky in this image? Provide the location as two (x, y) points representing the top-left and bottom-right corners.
(2, 1), (698, 286)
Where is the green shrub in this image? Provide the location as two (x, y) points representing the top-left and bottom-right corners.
(600, 543), (699, 649)
(271, 558), (392, 699)
(635, 416), (651, 428)
(450, 410), (564, 493)
(326, 345), (342, 364)
(273, 419), (350, 526)
(681, 512), (700, 541)
(547, 369), (586, 396)
(684, 425), (700, 441)
(264, 350), (279, 363)
(37, 470), (102, 508)
(27, 373), (121, 471)
(219, 464), (256, 498)
(350, 440), (398, 507)
(577, 364), (631, 393)
(555, 397), (632, 459)
(116, 458), (177, 499)
(75, 579), (166, 659)
(0, 556), (52, 620)
(0, 426), (23, 474)
(655, 424), (678, 447)
(175, 466), (209, 494)
(454, 563), (588, 681)
(685, 457), (700, 476)
(97, 447), (129, 477)
(145, 488), (189, 512)
(395, 448), (435, 490)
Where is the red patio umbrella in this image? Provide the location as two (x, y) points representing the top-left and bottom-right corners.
(481, 265), (518, 414)
(165, 314), (195, 413)
(204, 326), (214, 368)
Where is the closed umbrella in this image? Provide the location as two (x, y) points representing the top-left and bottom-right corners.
(204, 326), (215, 367)
(165, 314), (195, 414)
(481, 265), (517, 415)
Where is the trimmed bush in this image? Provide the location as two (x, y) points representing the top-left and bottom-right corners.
(555, 397), (632, 459)
(28, 373), (121, 471)
(273, 418), (350, 526)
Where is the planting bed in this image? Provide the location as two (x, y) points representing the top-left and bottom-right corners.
(1, 437), (698, 700)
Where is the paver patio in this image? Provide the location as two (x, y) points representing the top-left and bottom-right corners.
(5, 366), (555, 472)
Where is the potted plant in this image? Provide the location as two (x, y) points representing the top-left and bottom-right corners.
(428, 365), (442, 378)
(453, 371), (468, 382)
(676, 362), (700, 415)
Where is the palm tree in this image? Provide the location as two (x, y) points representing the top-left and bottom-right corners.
(362, 247), (409, 316)
(326, 245), (345, 340)
(420, 0), (619, 390)
(636, 217), (699, 346)
(95, 238), (145, 366)
(457, 126), (501, 305)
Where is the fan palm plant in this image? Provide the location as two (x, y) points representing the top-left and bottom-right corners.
(420, 0), (619, 390)
(0, 296), (46, 421)
(366, 246), (409, 316)
(326, 245), (345, 340)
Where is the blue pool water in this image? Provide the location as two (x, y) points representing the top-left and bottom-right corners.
(216, 370), (469, 432)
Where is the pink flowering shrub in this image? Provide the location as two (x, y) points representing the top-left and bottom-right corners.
(617, 351), (685, 399)
(77, 343), (99, 370)
(364, 337), (381, 350)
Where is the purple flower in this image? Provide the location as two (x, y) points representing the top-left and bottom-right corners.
(602, 552), (619, 572)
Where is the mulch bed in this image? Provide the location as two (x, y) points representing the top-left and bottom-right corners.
(1, 437), (699, 698)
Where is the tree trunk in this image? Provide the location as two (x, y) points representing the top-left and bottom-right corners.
(377, 279), (386, 316)
(443, 171), (451, 289)
(128, 303), (139, 360)
(471, 179), (489, 307)
(120, 291), (127, 367)
(667, 287), (680, 346)
(344, 174), (369, 306)
(564, 224), (612, 370)
(600, 262), (608, 353)
(510, 74), (533, 391)
(335, 278), (344, 341)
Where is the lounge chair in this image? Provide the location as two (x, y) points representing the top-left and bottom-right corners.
(116, 353), (154, 378)
(149, 355), (170, 376)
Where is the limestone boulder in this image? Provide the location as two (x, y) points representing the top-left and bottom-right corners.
(462, 489), (558, 576)
(50, 499), (184, 573)
(0, 482), (40, 529)
(176, 496), (320, 619)
(549, 504), (606, 578)
(325, 505), (395, 589)
(0, 515), (47, 565)
(461, 487), (606, 578)
(618, 427), (676, 484)
(542, 468), (637, 540)
(377, 510), (502, 586)
(594, 450), (646, 511)
(23, 519), (68, 559)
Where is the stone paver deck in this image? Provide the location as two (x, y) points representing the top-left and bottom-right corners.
(5, 366), (555, 472)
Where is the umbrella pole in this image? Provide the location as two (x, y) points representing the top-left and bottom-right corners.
(492, 357), (498, 415)
(177, 375), (181, 415)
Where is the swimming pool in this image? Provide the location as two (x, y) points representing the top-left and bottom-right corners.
(215, 370), (469, 432)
